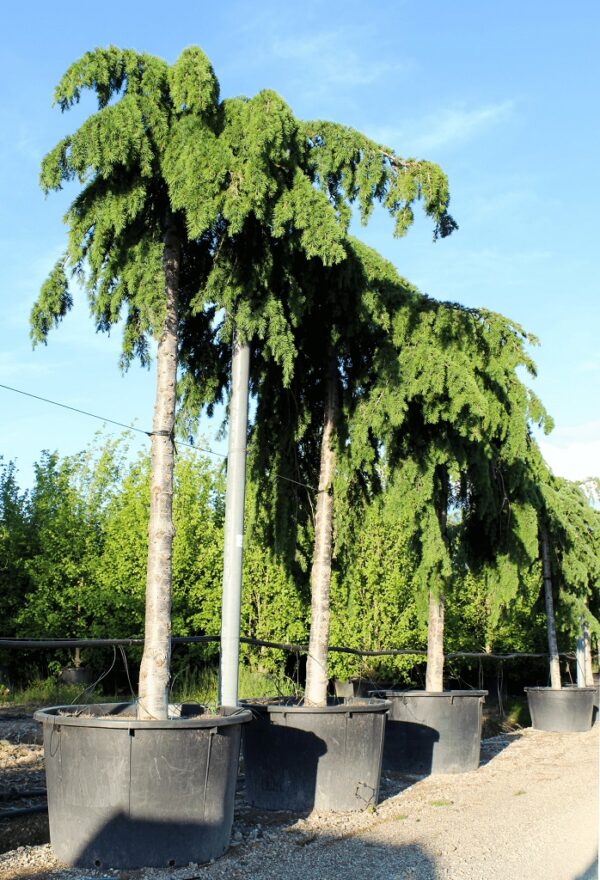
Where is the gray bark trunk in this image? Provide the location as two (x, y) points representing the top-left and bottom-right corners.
(425, 469), (448, 693)
(304, 352), (338, 708)
(219, 336), (250, 708)
(541, 527), (561, 690)
(138, 220), (180, 720)
(583, 619), (594, 686)
(576, 616), (586, 686)
(425, 592), (445, 692)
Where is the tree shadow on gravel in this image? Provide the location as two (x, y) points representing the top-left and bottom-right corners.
(0, 839), (439, 880)
(375, 731), (524, 795)
(478, 732), (523, 767)
(260, 835), (438, 880)
(378, 769), (425, 801)
(574, 857), (598, 880)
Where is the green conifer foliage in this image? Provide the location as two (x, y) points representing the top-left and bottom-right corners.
(248, 234), (555, 697)
(328, 503), (426, 684)
(31, 47), (225, 717)
(377, 302), (552, 689)
(540, 473), (600, 623)
(301, 121), (457, 238)
(31, 44), (459, 713)
(522, 446), (600, 686)
(246, 241), (434, 703)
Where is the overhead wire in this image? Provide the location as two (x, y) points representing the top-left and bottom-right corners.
(0, 381), (316, 491)
(0, 381), (224, 458)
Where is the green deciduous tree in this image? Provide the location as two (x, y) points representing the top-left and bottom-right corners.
(16, 440), (124, 650)
(0, 460), (33, 643)
(95, 448), (227, 655)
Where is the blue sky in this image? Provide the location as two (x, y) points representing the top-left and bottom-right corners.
(1, 0), (598, 487)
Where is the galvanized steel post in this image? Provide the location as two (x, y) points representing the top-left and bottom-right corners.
(219, 337), (250, 708)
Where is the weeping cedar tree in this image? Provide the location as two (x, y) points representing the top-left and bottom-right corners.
(518, 444), (600, 689)
(245, 242), (432, 704)
(31, 47), (227, 719)
(251, 244), (555, 700)
(168, 83), (457, 707)
(376, 304), (551, 692)
(32, 46), (456, 717)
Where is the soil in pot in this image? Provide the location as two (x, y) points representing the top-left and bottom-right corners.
(525, 686), (595, 732)
(34, 702), (251, 869)
(242, 697), (389, 812)
(372, 690), (487, 775)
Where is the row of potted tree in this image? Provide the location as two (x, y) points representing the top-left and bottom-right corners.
(30, 45), (599, 870)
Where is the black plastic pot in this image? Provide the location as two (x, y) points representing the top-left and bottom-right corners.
(242, 697), (390, 812)
(525, 686), (595, 732)
(372, 690), (487, 775)
(592, 674), (600, 725)
(34, 702), (251, 869)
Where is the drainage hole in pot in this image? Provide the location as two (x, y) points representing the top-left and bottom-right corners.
(94, 859), (101, 867)
(168, 859), (176, 867)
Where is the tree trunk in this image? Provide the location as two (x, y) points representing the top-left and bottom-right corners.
(583, 619), (594, 687)
(304, 351), (338, 707)
(425, 592), (445, 691)
(540, 527), (561, 690)
(219, 336), (250, 708)
(576, 616), (586, 687)
(425, 469), (448, 693)
(138, 220), (180, 720)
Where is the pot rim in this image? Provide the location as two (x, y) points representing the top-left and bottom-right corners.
(524, 686), (596, 693)
(369, 689), (488, 699)
(34, 702), (252, 730)
(241, 696), (391, 715)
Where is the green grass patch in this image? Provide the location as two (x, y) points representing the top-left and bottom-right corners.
(1, 666), (300, 712)
(429, 799), (453, 807)
(1, 676), (116, 708)
(171, 665), (300, 706)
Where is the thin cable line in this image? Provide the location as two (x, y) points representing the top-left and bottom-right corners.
(0, 381), (316, 490)
(0, 381), (225, 458)
(0, 382), (148, 434)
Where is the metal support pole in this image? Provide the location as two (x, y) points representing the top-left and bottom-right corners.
(219, 337), (250, 708)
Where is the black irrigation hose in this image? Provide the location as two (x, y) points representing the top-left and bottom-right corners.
(0, 638), (145, 649)
(0, 790), (47, 801)
(0, 636), (574, 660)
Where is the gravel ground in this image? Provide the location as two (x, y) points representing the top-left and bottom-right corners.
(0, 721), (597, 880)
